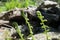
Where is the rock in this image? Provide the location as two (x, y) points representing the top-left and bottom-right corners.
(0, 27), (16, 40)
(0, 20), (9, 25)
(27, 32), (60, 40)
(46, 7), (60, 14)
(52, 38), (59, 40)
(26, 6), (37, 16)
(37, 1), (58, 11)
(40, 1), (58, 8)
(0, 8), (26, 20)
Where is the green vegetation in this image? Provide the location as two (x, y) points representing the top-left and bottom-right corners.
(12, 22), (24, 40)
(37, 11), (50, 40)
(21, 11), (35, 40)
(0, 0), (36, 12)
(0, 0), (60, 12)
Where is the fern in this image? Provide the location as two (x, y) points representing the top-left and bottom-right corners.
(12, 22), (24, 40)
(21, 11), (35, 40)
(37, 11), (50, 40)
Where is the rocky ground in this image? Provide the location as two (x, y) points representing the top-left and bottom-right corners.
(0, 1), (60, 40)
(28, 32), (60, 40)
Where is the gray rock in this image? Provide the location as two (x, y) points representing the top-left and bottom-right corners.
(0, 27), (16, 40)
(39, 1), (58, 8)
(27, 32), (60, 40)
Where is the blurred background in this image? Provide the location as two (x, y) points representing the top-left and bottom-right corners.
(0, 0), (60, 5)
(0, 0), (60, 12)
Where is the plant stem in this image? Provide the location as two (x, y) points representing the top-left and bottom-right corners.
(12, 22), (24, 40)
(37, 11), (49, 40)
(21, 11), (35, 40)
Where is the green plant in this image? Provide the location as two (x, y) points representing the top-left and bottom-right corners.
(5, 0), (29, 10)
(0, 6), (6, 12)
(5, 0), (20, 10)
(0, 0), (36, 12)
(24, 0), (29, 7)
(21, 11), (35, 40)
(37, 11), (50, 40)
(12, 22), (24, 40)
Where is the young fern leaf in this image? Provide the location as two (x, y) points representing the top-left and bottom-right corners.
(37, 11), (50, 40)
(21, 11), (35, 40)
(12, 22), (24, 40)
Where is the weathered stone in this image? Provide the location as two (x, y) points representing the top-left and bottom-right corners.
(0, 20), (9, 25)
(40, 1), (58, 8)
(0, 27), (16, 40)
(27, 32), (60, 40)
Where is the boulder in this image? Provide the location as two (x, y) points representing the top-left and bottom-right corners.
(40, 1), (58, 8)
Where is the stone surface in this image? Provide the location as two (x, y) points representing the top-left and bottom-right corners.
(27, 32), (60, 40)
(41, 1), (58, 8)
(0, 27), (16, 40)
